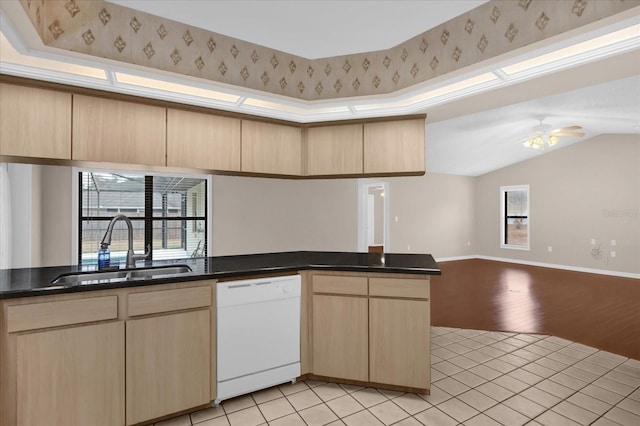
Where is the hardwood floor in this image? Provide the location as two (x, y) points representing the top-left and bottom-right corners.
(430, 259), (640, 360)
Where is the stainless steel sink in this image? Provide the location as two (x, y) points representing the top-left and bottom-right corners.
(51, 265), (193, 285)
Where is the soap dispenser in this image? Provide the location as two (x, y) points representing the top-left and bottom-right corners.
(98, 243), (110, 269)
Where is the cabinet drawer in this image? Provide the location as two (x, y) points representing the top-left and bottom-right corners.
(369, 277), (429, 299)
(7, 296), (118, 333)
(312, 275), (368, 295)
(128, 286), (211, 317)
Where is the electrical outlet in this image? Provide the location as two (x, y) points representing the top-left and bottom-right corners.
(611, 240), (616, 246)
(611, 251), (616, 258)
(407, 245), (411, 251)
(591, 238), (597, 245)
(548, 246), (553, 252)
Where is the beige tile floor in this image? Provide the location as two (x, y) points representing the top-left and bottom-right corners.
(156, 327), (640, 426)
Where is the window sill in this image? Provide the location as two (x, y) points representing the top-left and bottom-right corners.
(500, 244), (530, 251)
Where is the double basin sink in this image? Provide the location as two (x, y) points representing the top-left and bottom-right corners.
(51, 265), (194, 285)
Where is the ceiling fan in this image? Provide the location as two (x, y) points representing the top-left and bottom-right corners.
(522, 116), (585, 149)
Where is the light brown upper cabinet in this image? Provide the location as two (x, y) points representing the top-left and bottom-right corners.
(72, 95), (166, 166)
(0, 83), (71, 159)
(167, 109), (241, 171)
(307, 124), (364, 176)
(241, 120), (302, 175)
(363, 118), (425, 174)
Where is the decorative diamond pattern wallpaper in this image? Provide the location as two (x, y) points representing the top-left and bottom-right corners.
(20, 0), (639, 101)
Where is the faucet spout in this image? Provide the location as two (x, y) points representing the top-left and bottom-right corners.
(100, 214), (150, 268)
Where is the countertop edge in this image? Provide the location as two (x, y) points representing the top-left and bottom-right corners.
(0, 252), (441, 300)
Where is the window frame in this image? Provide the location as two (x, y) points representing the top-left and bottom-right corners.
(500, 184), (530, 251)
(73, 167), (212, 265)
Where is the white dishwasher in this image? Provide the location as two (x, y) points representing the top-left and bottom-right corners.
(216, 274), (301, 404)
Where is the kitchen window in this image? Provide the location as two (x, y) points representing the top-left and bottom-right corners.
(500, 185), (530, 250)
(78, 170), (209, 265)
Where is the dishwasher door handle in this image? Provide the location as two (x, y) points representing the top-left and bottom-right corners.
(218, 275), (301, 307)
(226, 281), (272, 290)
(226, 283), (252, 289)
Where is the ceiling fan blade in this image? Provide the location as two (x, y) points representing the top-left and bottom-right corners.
(552, 125), (582, 133)
(553, 131), (586, 137)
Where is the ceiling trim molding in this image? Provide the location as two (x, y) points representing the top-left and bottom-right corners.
(16, 0), (639, 101)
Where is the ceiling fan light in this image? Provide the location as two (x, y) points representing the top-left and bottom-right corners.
(547, 135), (560, 146)
(527, 135), (544, 149)
(523, 139), (533, 148)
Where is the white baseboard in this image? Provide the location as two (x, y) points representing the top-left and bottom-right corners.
(434, 255), (639, 279)
(433, 255), (477, 262)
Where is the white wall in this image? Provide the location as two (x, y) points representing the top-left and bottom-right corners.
(7, 163), (42, 268)
(1, 167), (485, 265)
(10, 135), (636, 276)
(211, 175), (359, 255)
(211, 173), (475, 258)
(475, 134), (640, 275)
(388, 173), (475, 259)
(40, 165), (73, 267)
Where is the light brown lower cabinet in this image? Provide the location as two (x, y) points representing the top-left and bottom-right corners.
(126, 309), (210, 425)
(312, 294), (368, 382)
(16, 322), (125, 426)
(310, 273), (431, 392)
(1, 282), (213, 426)
(369, 298), (430, 388)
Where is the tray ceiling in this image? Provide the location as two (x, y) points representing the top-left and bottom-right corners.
(17, 0), (637, 100)
(105, 1), (489, 59)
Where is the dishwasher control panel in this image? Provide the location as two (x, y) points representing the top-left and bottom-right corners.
(217, 274), (301, 307)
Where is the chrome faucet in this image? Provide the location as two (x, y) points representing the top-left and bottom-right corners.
(100, 214), (150, 269)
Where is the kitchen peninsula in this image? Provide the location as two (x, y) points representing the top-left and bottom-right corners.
(0, 251), (440, 426)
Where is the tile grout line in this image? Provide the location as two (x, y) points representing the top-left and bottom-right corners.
(163, 327), (640, 426)
(434, 328), (639, 426)
(430, 328), (637, 426)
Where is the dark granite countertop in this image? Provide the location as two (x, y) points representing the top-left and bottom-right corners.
(0, 251), (440, 299)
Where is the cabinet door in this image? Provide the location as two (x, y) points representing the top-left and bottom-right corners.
(307, 124), (363, 175)
(369, 298), (430, 389)
(126, 309), (210, 425)
(16, 322), (124, 426)
(363, 119), (425, 174)
(312, 295), (368, 382)
(241, 120), (302, 175)
(72, 95), (166, 166)
(0, 83), (71, 159)
(167, 109), (241, 171)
